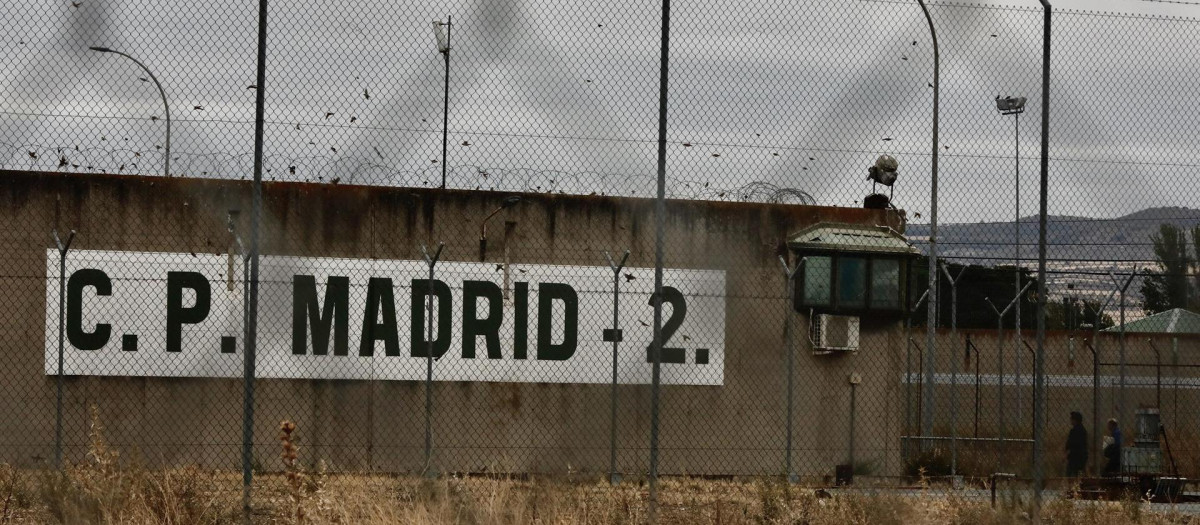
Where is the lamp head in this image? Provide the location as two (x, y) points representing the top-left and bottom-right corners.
(88, 46), (113, 53)
(867, 154), (898, 186)
(995, 96), (1026, 114)
(432, 21), (450, 53)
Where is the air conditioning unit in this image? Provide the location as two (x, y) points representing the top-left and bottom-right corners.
(810, 314), (859, 355)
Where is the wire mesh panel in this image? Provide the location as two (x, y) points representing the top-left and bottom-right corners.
(4, 0), (1200, 518)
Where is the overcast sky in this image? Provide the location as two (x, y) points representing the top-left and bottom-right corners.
(3, 0), (1200, 225)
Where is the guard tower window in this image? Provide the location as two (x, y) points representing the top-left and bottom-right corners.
(871, 259), (901, 310)
(803, 256), (832, 306)
(837, 256), (868, 309)
(788, 223), (916, 316)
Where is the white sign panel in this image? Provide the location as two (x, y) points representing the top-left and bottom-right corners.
(45, 250), (725, 385)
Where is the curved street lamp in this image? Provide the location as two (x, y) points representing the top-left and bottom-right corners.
(479, 195), (522, 261)
(915, 0), (940, 445)
(89, 46), (171, 177)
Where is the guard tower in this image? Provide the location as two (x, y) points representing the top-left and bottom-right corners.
(787, 223), (918, 354)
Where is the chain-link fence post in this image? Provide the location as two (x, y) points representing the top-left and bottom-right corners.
(1083, 338), (1100, 476)
(603, 250), (629, 485)
(940, 263), (965, 478)
(648, 0), (673, 520)
(903, 289), (928, 463)
(986, 280), (1033, 465)
(1084, 288), (1115, 476)
(779, 256), (803, 483)
(51, 229), (75, 470)
(1110, 269), (1137, 433)
(243, 0), (269, 519)
(1033, 2), (1052, 513)
(420, 243), (444, 478)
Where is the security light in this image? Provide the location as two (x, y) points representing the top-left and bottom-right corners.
(995, 96), (1026, 115)
(432, 20), (450, 53)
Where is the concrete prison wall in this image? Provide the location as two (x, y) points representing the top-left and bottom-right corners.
(0, 170), (909, 477)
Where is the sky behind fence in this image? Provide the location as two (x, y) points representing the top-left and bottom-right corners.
(4, 1), (1200, 220)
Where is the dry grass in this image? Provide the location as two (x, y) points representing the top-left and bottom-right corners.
(0, 412), (1193, 524)
(2, 465), (1195, 524)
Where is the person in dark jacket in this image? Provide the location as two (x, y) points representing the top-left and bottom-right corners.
(1065, 411), (1088, 477)
(1102, 418), (1122, 476)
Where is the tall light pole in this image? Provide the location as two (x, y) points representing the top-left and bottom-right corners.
(89, 47), (170, 177)
(432, 18), (452, 189)
(995, 95), (1026, 427)
(916, 0), (940, 443)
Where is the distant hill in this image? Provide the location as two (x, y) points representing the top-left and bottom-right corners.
(905, 207), (1200, 310)
(905, 206), (1200, 265)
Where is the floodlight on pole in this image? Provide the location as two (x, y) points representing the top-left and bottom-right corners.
(995, 93), (1026, 427)
(432, 18), (452, 189)
(995, 96), (1027, 115)
(89, 46), (171, 177)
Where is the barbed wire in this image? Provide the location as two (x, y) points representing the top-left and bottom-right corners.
(1, 142), (816, 204)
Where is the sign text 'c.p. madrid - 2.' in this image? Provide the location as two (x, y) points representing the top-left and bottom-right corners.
(45, 250), (725, 385)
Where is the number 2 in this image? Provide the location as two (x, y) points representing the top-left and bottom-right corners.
(646, 286), (687, 363)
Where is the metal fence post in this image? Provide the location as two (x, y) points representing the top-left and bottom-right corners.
(1109, 269), (1137, 432)
(1084, 286), (1116, 477)
(1033, 2), (1052, 511)
(244, 0), (268, 518)
(904, 289), (929, 462)
(968, 336), (980, 438)
(52, 229), (75, 470)
(779, 255), (804, 483)
(1084, 339), (1099, 476)
(986, 280), (1032, 464)
(421, 243), (444, 478)
(940, 262), (965, 477)
(848, 376), (859, 473)
(649, 0), (673, 520)
(603, 250), (629, 485)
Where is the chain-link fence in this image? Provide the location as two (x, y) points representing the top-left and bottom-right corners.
(4, 0), (1200, 517)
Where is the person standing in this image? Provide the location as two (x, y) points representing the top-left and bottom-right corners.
(1065, 411), (1088, 477)
(1102, 418), (1122, 476)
